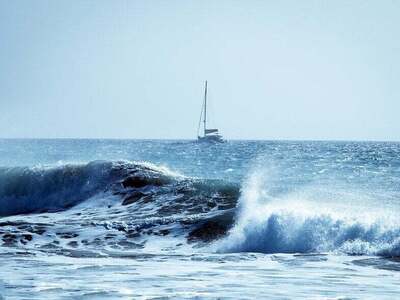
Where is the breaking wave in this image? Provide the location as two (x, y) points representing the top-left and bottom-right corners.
(217, 170), (400, 257)
(1, 160), (399, 258)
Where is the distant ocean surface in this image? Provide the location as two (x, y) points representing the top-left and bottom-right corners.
(0, 139), (399, 299)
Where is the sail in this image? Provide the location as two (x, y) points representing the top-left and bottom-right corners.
(197, 81), (225, 142)
(205, 129), (219, 134)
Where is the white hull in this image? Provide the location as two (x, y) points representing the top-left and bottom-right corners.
(197, 135), (225, 143)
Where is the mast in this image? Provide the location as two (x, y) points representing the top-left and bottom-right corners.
(204, 80), (207, 136)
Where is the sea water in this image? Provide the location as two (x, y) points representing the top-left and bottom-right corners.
(0, 139), (399, 299)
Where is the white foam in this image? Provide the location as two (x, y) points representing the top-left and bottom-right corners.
(217, 168), (400, 256)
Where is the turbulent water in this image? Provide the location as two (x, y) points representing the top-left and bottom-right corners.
(0, 139), (399, 299)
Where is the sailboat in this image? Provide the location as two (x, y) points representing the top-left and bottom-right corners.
(197, 81), (225, 143)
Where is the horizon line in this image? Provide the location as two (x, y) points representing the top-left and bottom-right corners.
(0, 137), (399, 143)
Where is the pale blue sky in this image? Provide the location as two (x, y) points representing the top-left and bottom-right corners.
(1, 0), (399, 140)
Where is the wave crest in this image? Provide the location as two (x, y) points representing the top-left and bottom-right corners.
(0, 160), (181, 217)
(0, 160), (240, 222)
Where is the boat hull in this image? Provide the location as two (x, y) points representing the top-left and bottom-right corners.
(197, 135), (225, 143)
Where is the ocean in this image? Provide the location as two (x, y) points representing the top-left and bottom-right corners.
(0, 139), (399, 299)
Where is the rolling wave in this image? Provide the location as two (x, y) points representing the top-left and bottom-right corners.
(0, 160), (239, 218)
(0, 160), (240, 252)
(0, 161), (121, 216)
(0, 160), (182, 217)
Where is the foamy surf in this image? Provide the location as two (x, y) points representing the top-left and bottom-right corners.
(217, 169), (400, 257)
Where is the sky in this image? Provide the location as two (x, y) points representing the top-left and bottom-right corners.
(0, 0), (399, 140)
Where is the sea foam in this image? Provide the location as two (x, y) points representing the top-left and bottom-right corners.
(218, 169), (400, 257)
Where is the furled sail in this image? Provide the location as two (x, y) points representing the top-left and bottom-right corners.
(205, 129), (219, 134)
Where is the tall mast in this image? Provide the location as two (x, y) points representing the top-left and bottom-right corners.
(204, 80), (207, 136)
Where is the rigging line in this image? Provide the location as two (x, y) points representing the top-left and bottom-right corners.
(197, 96), (204, 137)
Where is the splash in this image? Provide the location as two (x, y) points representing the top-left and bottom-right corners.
(217, 168), (400, 257)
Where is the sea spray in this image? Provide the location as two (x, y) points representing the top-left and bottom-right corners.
(217, 167), (400, 256)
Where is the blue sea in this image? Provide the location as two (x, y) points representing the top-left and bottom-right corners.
(0, 139), (399, 299)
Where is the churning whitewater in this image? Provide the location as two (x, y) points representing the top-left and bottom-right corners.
(217, 170), (400, 256)
(0, 139), (399, 299)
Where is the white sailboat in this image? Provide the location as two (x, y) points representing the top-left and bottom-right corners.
(197, 81), (224, 143)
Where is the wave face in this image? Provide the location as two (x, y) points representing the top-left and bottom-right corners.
(217, 170), (400, 257)
(0, 161), (117, 216)
(0, 160), (240, 252)
(0, 160), (239, 217)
